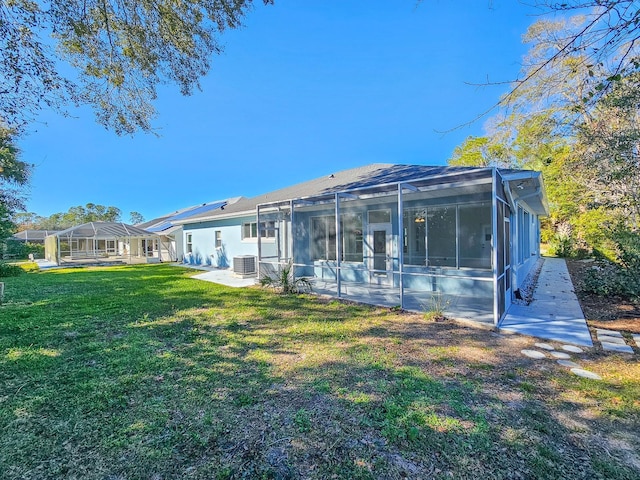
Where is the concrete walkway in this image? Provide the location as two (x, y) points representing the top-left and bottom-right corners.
(501, 257), (593, 347)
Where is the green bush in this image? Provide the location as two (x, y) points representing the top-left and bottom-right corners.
(2, 240), (45, 259)
(0, 262), (24, 277)
(581, 230), (640, 299)
(549, 232), (573, 258)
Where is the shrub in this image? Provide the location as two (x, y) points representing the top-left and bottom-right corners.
(581, 230), (640, 299)
(2, 240), (45, 260)
(260, 263), (312, 294)
(548, 222), (576, 257)
(0, 262), (24, 277)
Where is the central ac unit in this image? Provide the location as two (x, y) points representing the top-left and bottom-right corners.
(233, 255), (257, 277)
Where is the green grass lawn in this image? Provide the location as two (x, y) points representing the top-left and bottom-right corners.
(1, 264), (639, 479)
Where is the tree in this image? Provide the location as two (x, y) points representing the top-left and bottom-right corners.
(0, 128), (30, 241)
(503, 1), (639, 114)
(1, 0), (273, 135)
(449, 136), (505, 167)
(573, 72), (640, 230)
(17, 203), (124, 230)
(12, 212), (45, 232)
(129, 212), (145, 225)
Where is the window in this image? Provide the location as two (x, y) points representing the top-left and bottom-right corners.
(311, 214), (363, 262)
(242, 222), (258, 239)
(242, 222), (275, 239)
(369, 209), (391, 224)
(186, 233), (193, 254)
(215, 230), (222, 248)
(523, 211), (531, 258)
(311, 216), (336, 260)
(261, 221), (276, 238)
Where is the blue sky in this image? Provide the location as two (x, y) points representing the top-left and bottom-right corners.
(20, 0), (541, 222)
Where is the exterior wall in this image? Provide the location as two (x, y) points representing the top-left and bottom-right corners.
(183, 215), (258, 268)
(511, 202), (542, 293)
(175, 227), (184, 262)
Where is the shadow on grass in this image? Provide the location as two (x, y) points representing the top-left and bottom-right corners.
(0, 264), (638, 479)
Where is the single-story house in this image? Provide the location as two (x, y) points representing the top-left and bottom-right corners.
(44, 222), (161, 265)
(137, 198), (240, 262)
(174, 164), (547, 326)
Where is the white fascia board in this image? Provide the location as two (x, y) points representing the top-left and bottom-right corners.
(503, 171), (549, 216)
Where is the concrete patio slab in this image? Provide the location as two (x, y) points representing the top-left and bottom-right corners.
(501, 258), (593, 347)
(534, 342), (555, 350)
(35, 259), (61, 269)
(550, 351), (571, 359)
(187, 267), (257, 288)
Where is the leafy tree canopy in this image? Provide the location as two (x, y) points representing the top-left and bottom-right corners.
(449, 2), (640, 258)
(0, 128), (30, 241)
(504, 1), (639, 114)
(129, 211), (145, 225)
(1, 0), (272, 135)
(14, 205), (152, 231)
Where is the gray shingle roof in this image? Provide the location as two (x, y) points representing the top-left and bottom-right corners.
(177, 164), (490, 223)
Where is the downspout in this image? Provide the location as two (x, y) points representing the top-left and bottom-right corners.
(290, 199), (294, 267)
(492, 169), (499, 327)
(335, 193), (341, 298)
(257, 205), (262, 277)
(397, 184), (404, 309)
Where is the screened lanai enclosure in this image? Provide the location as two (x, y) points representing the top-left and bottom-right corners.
(44, 222), (163, 265)
(257, 168), (546, 326)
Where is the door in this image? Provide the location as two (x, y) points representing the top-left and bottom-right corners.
(368, 224), (392, 285)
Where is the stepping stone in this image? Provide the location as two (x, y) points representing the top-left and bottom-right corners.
(601, 342), (634, 354)
(570, 368), (602, 380)
(534, 342), (555, 351)
(634, 335), (640, 349)
(598, 335), (627, 345)
(596, 328), (622, 337)
(550, 351), (571, 359)
(521, 349), (546, 359)
(562, 345), (584, 353)
(557, 359), (581, 368)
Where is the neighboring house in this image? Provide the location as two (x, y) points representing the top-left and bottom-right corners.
(11, 230), (60, 243)
(174, 164), (548, 326)
(44, 222), (161, 265)
(137, 198), (241, 262)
